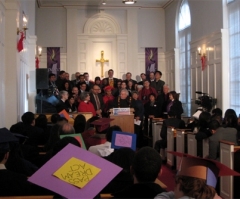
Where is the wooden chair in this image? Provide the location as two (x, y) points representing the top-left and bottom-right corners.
(167, 127), (176, 168)
(220, 140), (240, 199)
(176, 129), (191, 167)
(202, 138), (209, 158)
(152, 119), (163, 148)
(187, 132), (197, 156)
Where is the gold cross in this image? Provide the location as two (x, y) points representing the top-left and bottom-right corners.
(96, 50), (109, 78)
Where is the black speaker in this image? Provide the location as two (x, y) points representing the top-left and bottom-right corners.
(36, 68), (49, 89)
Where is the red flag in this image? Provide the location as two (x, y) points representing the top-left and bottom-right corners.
(201, 56), (207, 71)
(35, 57), (39, 69)
(17, 32), (25, 52)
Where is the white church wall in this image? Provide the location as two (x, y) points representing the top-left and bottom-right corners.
(138, 8), (165, 51)
(36, 7), (67, 53)
(3, 0), (36, 128)
(0, 0), (5, 128)
(190, 31), (222, 114)
(36, 7), (166, 81)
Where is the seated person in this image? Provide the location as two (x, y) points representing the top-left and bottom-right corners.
(208, 119), (238, 160)
(195, 111), (212, 157)
(10, 112), (45, 146)
(154, 111), (186, 153)
(88, 125), (122, 157)
(113, 147), (165, 198)
(65, 95), (77, 113)
(0, 128), (31, 196)
(154, 153), (238, 199)
(78, 92), (96, 116)
(56, 90), (69, 112)
(101, 148), (135, 194)
(112, 89), (133, 108)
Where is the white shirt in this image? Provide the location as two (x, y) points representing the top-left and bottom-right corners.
(88, 141), (114, 157)
(0, 164), (6, 170)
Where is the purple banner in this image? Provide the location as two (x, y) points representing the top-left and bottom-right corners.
(145, 48), (158, 76)
(47, 47), (60, 76)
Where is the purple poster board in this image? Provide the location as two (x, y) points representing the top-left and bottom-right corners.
(28, 144), (122, 198)
(47, 47), (60, 76)
(111, 131), (137, 151)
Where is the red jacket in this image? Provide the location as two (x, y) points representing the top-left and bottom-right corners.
(78, 101), (96, 116)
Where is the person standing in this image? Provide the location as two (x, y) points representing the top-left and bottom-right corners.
(150, 71), (165, 95)
(90, 85), (104, 117)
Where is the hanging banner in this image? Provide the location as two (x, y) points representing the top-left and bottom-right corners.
(145, 48), (158, 77)
(47, 47), (60, 76)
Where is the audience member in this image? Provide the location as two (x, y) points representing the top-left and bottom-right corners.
(208, 119), (238, 160)
(138, 73), (147, 86)
(58, 123), (75, 135)
(0, 129), (31, 196)
(55, 70), (66, 91)
(73, 114), (86, 133)
(113, 147), (165, 198)
(102, 148), (135, 194)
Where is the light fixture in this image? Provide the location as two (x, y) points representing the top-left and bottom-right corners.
(123, 0), (136, 4)
(198, 47), (207, 71)
(38, 46), (42, 56)
(17, 12), (28, 35)
(102, 0), (106, 5)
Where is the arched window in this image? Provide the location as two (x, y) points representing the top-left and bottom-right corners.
(179, 0), (191, 31)
(228, 0), (240, 115)
(178, 0), (191, 116)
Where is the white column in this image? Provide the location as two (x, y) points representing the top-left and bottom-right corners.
(4, 0), (18, 128)
(127, 9), (138, 79)
(174, 48), (180, 93)
(28, 35), (37, 113)
(221, 29), (230, 113)
(66, 7), (78, 77)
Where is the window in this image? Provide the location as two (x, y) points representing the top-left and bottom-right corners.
(228, 0), (240, 114)
(179, 0), (191, 31)
(178, 0), (191, 116)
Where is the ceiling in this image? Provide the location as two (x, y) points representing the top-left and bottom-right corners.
(37, 0), (173, 9)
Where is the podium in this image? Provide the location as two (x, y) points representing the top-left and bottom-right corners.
(109, 108), (134, 133)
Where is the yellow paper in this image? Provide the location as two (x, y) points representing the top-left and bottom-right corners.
(53, 157), (101, 188)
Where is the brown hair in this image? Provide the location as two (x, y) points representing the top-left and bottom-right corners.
(169, 91), (179, 100)
(175, 175), (216, 199)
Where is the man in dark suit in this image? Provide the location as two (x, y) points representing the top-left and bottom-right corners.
(90, 85), (104, 117)
(124, 72), (137, 88)
(150, 71), (165, 95)
(154, 111), (185, 153)
(56, 90), (69, 113)
(84, 72), (94, 90)
(137, 73), (147, 86)
(71, 72), (80, 87)
(0, 128), (32, 196)
(55, 70), (66, 91)
(102, 69), (118, 88)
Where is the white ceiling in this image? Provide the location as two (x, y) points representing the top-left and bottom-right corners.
(37, 0), (173, 9)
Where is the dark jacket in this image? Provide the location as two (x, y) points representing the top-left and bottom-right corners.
(90, 93), (104, 111)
